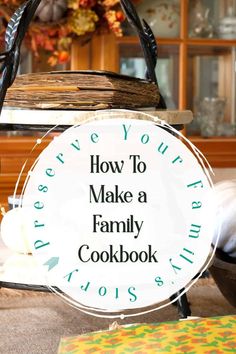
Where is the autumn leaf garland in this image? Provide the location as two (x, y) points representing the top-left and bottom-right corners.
(0, 0), (125, 65)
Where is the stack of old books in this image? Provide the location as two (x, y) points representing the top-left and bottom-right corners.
(4, 70), (160, 110)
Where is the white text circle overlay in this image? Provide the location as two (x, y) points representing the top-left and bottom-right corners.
(21, 114), (216, 316)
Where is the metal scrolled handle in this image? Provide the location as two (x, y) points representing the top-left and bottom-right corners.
(0, 0), (42, 115)
(120, 0), (166, 109)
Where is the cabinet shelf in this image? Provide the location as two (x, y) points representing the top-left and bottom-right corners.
(187, 38), (236, 46)
(116, 36), (183, 45)
(190, 136), (236, 167)
(117, 36), (236, 47)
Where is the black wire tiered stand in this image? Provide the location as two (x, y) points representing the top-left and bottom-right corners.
(0, 0), (192, 318)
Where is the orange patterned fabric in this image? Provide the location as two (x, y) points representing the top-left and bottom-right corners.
(58, 315), (236, 353)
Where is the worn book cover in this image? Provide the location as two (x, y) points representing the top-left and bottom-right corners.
(4, 70), (160, 110)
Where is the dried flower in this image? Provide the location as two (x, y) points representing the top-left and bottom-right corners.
(104, 9), (123, 36)
(68, 8), (98, 36)
(0, 0), (124, 65)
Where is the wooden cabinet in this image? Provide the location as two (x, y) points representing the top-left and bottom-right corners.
(1, 0), (236, 214)
(70, 0), (236, 167)
(0, 135), (51, 214)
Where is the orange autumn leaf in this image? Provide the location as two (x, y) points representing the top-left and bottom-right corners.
(0, 0), (124, 66)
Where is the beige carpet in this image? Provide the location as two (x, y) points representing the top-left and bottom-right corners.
(0, 279), (236, 354)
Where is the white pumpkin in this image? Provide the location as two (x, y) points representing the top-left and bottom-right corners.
(2, 254), (47, 285)
(0, 207), (32, 254)
(213, 179), (236, 258)
(35, 0), (67, 23)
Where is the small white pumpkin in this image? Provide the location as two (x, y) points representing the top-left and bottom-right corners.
(2, 254), (47, 285)
(35, 0), (67, 23)
(213, 179), (236, 258)
(0, 207), (32, 254)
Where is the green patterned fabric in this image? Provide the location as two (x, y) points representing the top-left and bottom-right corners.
(58, 315), (236, 353)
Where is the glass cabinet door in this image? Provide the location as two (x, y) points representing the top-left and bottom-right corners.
(119, 44), (179, 108)
(19, 48), (69, 74)
(186, 45), (236, 137)
(122, 0), (180, 38)
(189, 0), (236, 39)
